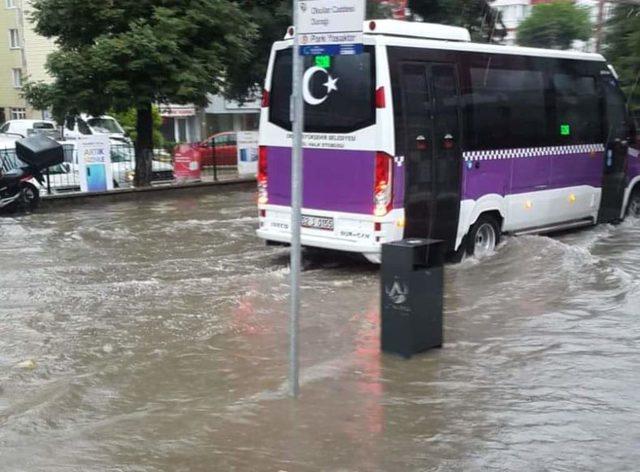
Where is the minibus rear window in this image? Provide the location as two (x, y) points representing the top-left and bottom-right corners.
(269, 48), (375, 133)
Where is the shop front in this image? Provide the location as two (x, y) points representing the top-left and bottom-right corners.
(159, 104), (202, 144)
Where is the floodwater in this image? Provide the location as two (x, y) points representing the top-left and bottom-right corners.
(1, 188), (639, 471)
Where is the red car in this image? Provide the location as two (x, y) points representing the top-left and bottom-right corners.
(197, 131), (237, 166)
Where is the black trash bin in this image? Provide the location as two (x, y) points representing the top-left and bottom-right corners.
(380, 238), (445, 358)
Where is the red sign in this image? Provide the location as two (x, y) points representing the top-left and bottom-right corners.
(173, 144), (201, 181)
(378, 0), (406, 19)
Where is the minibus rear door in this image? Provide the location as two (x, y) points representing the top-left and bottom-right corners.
(399, 62), (461, 250)
(598, 77), (630, 223)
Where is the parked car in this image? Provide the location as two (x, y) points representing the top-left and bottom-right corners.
(6, 141), (173, 193)
(0, 134), (21, 172)
(196, 131), (237, 166)
(62, 114), (132, 145)
(85, 115), (132, 145)
(0, 120), (61, 139)
(109, 144), (174, 185)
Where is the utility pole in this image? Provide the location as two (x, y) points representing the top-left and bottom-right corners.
(289, 0), (304, 398)
(595, 0), (605, 53)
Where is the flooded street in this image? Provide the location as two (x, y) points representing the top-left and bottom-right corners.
(1, 187), (639, 471)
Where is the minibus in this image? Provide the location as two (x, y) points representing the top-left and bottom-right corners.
(257, 20), (640, 262)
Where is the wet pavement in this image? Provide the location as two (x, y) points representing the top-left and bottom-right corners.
(1, 189), (639, 471)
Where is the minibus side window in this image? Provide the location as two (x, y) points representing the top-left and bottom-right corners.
(468, 67), (546, 150)
(553, 74), (601, 145)
(603, 77), (631, 142)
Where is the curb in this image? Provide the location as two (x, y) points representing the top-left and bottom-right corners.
(40, 178), (256, 208)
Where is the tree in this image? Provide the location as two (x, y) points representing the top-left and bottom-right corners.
(604, 4), (640, 110)
(23, 0), (255, 186)
(224, 0), (393, 101)
(224, 0), (503, 102)
(111, 106), (165, 149)
(516, 0), (591, 50)
(407, 0), (506, 42)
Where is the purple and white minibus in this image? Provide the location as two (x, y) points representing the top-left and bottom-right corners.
(257, 20), (640, 262)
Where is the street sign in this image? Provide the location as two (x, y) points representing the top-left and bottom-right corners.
(297, 0), (364, 55)
(300, 43), (363, 56)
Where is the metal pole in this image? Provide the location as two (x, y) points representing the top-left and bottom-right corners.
(289, 0), (304, 398)
(595, 0), (605, 53)
(213, 147), (218, 182)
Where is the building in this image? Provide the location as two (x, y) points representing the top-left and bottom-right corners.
(202, 94), (260, 138)
(490, 0), (612, 50)
(157, 95), (260, 145)
(159, 104), (202, 145)
(0, 0), (55, 122)
(490, 0), (531, 45)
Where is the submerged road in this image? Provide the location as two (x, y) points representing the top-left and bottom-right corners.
(1, 188), (639, 471)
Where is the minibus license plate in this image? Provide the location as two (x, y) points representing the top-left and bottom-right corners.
(301, 215), (334, 231)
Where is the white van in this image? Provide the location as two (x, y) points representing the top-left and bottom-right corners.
(0, 120), (60, 139)
(62, 114), (131, 144)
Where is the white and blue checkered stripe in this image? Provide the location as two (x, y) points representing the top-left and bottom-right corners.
(463, 144), (605, 162)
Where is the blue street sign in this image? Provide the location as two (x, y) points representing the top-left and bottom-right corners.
(300, 43), (364, 56)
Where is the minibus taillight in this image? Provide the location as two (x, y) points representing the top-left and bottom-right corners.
(374, 152), (393, 216)
(375, 87), (386, 109)
(258, 146), (268, 204)
(261, 89), (270, 108)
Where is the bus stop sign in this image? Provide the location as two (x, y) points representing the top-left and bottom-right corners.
(297, 0), (365, 56)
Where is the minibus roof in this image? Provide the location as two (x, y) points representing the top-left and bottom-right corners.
(363, 20), (605, 62)
(365, 19), (471, 42)
(280, 20), (606, 63)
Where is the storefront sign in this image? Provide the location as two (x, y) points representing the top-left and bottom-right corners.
(173, 144), (202, 181)
(78, 134), (113, 193)
(159, 105), (196, 117)
(237, 131), (259, 177)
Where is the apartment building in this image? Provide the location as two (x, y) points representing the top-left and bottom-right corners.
(490, 0), (531, 44)
(491, 0), (612, 50)
(0, 0), (55, 123)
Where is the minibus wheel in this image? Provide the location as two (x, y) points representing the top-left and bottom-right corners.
(627, 190), (640, 218)
(466, 215), (500, 258)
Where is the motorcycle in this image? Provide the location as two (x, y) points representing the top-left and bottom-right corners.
(0, 135), (64, 213)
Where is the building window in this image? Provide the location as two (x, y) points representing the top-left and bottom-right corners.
(9, 28), (20, 48)
(12, 68), (21, 88)
(5, 0), (15, 8)
(10, 107), (26, 120)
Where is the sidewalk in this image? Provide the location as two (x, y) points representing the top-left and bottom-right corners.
(41, 171), (255, 208)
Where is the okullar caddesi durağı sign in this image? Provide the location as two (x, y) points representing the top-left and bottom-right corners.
(78, 134), (113, 193)
(298, 0), (365, 55)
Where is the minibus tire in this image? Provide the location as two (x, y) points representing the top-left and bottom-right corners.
(466, 214), (500, 258)
(627, 189), (640, 218)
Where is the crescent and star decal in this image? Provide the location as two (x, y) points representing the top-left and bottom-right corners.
(302, 66), (339, 106)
